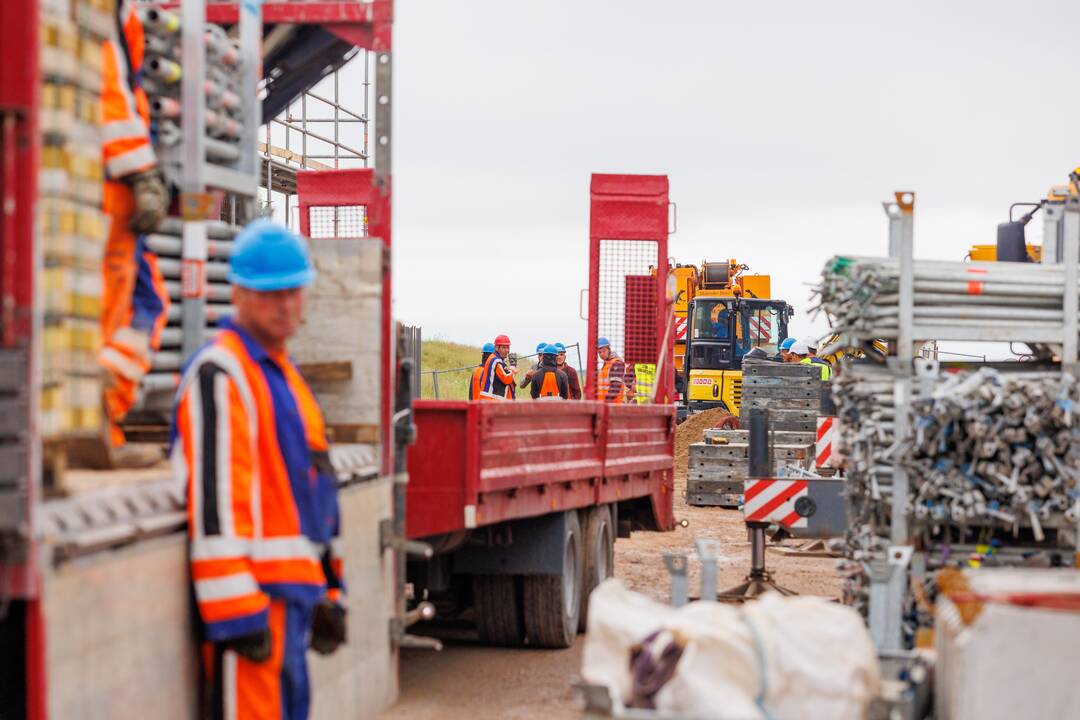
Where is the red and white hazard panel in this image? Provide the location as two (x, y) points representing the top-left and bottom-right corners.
(675, 316), (687, 340)
(748, 314), (772, 341)
(743, 478), (809, 528)
(816, 416), (841, 469)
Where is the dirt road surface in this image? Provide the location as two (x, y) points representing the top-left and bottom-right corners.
(385, 409), (841, 719)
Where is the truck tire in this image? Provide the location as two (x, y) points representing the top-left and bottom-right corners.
(522, 510), (583, 648)
(473, 575), (523, 646)
(579, 505), (614, 633)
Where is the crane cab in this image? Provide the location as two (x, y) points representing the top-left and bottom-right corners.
(681, 296), (792, 421)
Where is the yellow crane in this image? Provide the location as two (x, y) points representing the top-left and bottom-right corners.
(670, 260), (793, 422)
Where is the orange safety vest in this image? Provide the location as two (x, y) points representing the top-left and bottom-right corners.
(174, 321), (343, 640)
(102, 0), (157, 179)
(597, 357), (626, 404)
(539, 371), (560, 398)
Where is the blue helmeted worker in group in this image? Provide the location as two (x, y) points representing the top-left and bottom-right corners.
(172, 220), (346, 720)
(469, 342), (496, 400)
(776, 336), (796, 362)
(530, 344), (570, 399)
(478, 334), (518, 400)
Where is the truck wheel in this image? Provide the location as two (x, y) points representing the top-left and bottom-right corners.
(579, 505), (614, 632)
(522, 510), (583, 648)
(473, 575), (523, 646)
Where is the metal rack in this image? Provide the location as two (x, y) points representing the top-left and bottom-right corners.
(850, 190), (1080, 650)
(260, 62), (371, 226)
(135, 3), (376, 415)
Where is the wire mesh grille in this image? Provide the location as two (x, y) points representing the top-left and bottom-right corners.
(307, 205), (368, 238)
(597, 239), (658, 401)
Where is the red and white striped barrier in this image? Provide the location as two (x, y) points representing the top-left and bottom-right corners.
(675, 316), (687, 341)
(743, 478), (809, 528)
(816, 415), (839, 469)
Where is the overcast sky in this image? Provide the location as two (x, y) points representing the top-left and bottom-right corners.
(382, 0), (1080, 357)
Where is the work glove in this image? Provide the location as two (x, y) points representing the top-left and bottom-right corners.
(310, 600), (347, 655)
(224, 628), (272, 663)
(127, 168), (168, 233)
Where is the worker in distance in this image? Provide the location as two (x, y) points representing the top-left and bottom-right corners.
(478, 333), (518, 399)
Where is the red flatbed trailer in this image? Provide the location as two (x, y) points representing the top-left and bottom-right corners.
(406, 400), (675, 539)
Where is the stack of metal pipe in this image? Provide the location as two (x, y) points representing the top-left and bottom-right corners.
(140, 8), (245, 163)
(814, 256), (1066, 341)
(140, 217), (238, 403)
(901, 369), (1080, 542)
(830, 364), (897, 613)
(832, 363), (1080, 617)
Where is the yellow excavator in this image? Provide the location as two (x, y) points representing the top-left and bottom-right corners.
(671, 260), (793, 422)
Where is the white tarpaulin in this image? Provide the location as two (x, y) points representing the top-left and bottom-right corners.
(582, 579), (880, 719)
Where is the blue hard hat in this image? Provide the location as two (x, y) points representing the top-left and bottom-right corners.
(228, 219), (316, 291)
(597, 337), (611, 349)
(780, 337), (796, 351)
(542, 344), (558, 355)
(482, 342), (495, 353)
(536, 342), (546, 353)
(554, 343), (566, 353)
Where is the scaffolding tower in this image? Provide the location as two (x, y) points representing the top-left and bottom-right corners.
(260, 58), (371, 231)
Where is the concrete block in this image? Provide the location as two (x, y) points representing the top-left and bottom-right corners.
(293, 238), (383, 429)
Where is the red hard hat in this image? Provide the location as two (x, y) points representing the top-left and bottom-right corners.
(494, 334), (511, 345)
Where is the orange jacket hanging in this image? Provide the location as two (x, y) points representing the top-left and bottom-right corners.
(173, 320), (343, 641)
(102, 0), (157, 180)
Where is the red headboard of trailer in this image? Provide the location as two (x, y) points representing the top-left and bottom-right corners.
(586, 174), (674, 405)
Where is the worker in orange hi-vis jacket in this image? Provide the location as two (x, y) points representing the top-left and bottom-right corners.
(99, 0), (171, 461)
(478, 334), (517, 400)
(173, 221), (345, 720)
(469, 342), (495, 400)
(596, 337), (627, 403)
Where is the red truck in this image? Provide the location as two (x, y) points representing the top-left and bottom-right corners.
(404, 174), (677, 648)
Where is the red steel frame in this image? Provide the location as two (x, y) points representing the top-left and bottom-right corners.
(585, 173), (675, 405)
(2, 3), (391, 717)
(1, 0), (46, 717)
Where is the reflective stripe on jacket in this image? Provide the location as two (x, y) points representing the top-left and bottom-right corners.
(800, 357), (833, 381)
(597, 357), (627, 403)
(478, 353), (515, 401)
(173, 319), (342, 641)
(102, 0), (156, 179)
